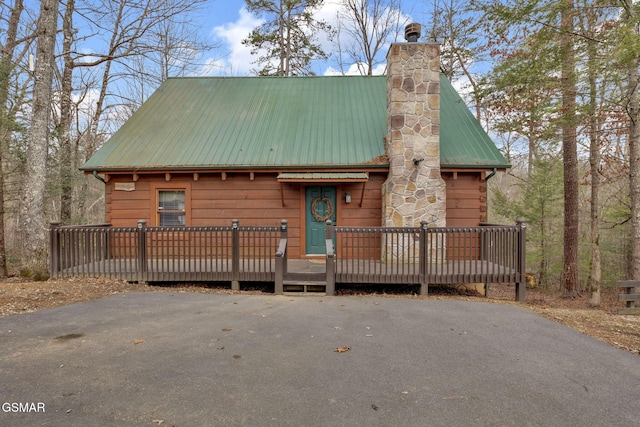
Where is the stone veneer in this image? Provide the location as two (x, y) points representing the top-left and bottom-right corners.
(383, 42), (446, 230)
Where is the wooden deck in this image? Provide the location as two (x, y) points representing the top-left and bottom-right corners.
(335, 259), (519, 284)
(49, 220), (527, 301)
(55, 257), (521, 297)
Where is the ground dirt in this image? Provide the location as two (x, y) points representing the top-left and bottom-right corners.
(0, 277), (638, 356)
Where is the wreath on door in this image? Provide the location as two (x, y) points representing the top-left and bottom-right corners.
(311, 196), (334, 222)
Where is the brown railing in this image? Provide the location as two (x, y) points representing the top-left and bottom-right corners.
(50, 219), (526, 301)
(326, 219), (527, 301)
(49, 220), (282, 286)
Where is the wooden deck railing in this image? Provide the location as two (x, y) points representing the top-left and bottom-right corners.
(326, 220), (527, 301)
(49, 218), (526, 301)
(49, 220), (282, 287)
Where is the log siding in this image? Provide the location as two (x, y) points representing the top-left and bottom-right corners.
(104, 172), (390, 258)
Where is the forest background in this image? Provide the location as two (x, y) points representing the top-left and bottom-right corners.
(1, 0), (640, 307)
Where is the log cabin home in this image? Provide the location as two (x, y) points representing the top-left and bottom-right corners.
(81, 28), (509, 261)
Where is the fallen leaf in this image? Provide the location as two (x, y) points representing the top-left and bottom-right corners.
(442, 395), (467, 400)
(133, 339), (145, 345)
(334, 345), (351, 353)
(371, 404), (378, 411)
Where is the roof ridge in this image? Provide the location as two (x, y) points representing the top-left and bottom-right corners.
(165, 75), (387, 80)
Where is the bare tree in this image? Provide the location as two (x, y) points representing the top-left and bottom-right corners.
(58, 0), (76, 225)
(54, 0), (215, 225)
(587, 30), (602, 305)
(581, 3), (604, 306)
(0, 0), (28, 277)
(333, 0), (404, 75)
(428, 0), (483, 118)
(620, 1), (640, 281)
(18, 0), (59, 275)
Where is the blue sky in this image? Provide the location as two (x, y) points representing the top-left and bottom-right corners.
(201, 0), (425, 76)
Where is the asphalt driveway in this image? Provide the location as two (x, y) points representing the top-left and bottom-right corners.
(1, 291), (639, 426)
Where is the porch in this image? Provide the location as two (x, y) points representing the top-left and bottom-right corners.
(49, 219), (527, 301)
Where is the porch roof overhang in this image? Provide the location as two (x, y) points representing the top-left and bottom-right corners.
(277, 172), (369, 183)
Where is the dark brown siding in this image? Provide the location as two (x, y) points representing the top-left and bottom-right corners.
(106, 178), (152, 224)
(105, 171), (386, 258)
(105, 171), (488, 257)
(338, 174), (385, 227)
(442, 171), (486, 226)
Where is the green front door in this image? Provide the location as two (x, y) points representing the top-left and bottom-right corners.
(305, 186), (337, 254)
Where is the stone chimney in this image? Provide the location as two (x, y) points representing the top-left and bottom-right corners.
(383, 24), (446, 230)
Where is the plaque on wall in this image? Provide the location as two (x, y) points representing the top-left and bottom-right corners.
(114, 182), (135, 192)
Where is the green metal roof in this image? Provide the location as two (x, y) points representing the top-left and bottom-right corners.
(439, 75), (508, 168)
(82, 75), (509, 171)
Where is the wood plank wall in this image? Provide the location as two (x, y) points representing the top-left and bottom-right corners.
(105, 172), (388, 258)
(105, 171), (486, 257)
(442, 171), (487, 226)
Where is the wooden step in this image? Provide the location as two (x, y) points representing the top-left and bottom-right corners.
(284, 272), (325, 282)
(283, 280), (327, 295)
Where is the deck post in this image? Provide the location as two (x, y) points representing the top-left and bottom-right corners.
(137, 220), (148, 283)
(49, 222), (61, 278)
(515, 218), (527, 302)
(419, 221), (429, 296)
(231, 219), (240, 290)
(325, 220), (336, 296)
(480, 223), (488, 297)
(275, 220), (288, 294)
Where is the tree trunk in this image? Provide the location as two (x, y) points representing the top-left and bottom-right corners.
(18, 0), (59, 274)
(0, 0), (24, 277)
(587, 9), (601, 307)
(587, 106), (602, 305)
(59, 0), (76, 225)
(621, 3), (640, 281)
(560, 0), (579, 296)
(628, 62), (640, 281)
(539, 203), (548, 289)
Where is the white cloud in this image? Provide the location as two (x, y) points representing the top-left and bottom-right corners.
(211, 7), (263, 75)
(198, 57), (228, 76)
(324, 62), (386, 76)
(318, 0), (412, 76)
(313, 0), (343, 55)
(210, 1), (412, 76)
(75, 48), (102, 67)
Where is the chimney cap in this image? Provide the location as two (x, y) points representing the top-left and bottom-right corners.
(404, 23), (421, 42)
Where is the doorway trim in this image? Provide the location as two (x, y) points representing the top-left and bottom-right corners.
(304, 186), (337, 255)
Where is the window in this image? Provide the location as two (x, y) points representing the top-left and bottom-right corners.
(158, 190), (186, 226)
(150, 182), (191, 226)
